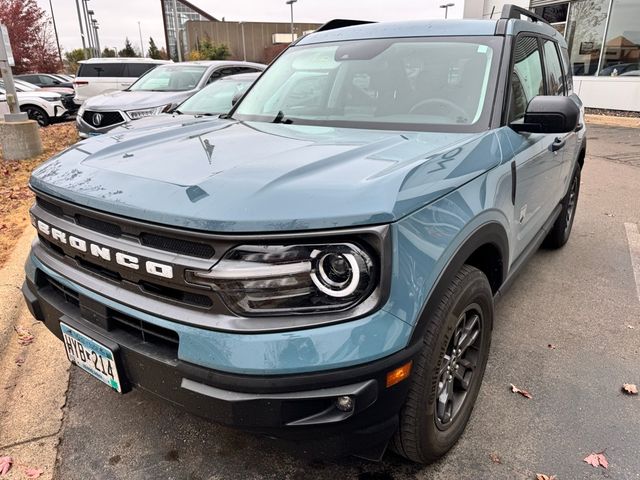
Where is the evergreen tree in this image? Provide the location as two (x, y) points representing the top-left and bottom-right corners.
(147, 37), (161, 59)
(118, 38), (137, 57)
(101, 47), (116, 57)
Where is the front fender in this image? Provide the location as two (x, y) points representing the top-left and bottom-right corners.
(382, 165), (513, 345)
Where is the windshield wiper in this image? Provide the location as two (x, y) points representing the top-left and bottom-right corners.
(272, 110), (294, 124)
(173, 109), (183, 115)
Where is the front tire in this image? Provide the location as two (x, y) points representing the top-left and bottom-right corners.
(20, 105), (50, 127)
(391, 265), (493, 464)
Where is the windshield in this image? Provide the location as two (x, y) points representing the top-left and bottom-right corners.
(129, 65), (207, 92)
(235, 37), (500, 131)
(177, 77), (254, 115)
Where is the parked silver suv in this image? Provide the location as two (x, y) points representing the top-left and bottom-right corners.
(76, 61), (265, 137)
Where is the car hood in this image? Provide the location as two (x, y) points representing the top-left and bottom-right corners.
(109, 113), (218, 136)
(16, 91), (60, 101)
(83, 90), (194, 111)
(31, 121), (504, 233)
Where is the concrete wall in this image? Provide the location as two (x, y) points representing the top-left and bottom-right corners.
(574, 77), (640, 112)
(185, 20), (322, 64)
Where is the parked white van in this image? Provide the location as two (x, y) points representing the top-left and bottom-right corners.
(73, 58), (171, 105)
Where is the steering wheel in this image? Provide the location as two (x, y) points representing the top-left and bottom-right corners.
(409, 98), (469, 121)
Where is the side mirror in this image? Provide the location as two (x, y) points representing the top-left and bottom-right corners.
(510, 96), (580, 134)
(231, 92), (242, 107)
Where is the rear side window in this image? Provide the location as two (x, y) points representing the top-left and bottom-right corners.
(123, 63), (158, 77)
(542, 40), (565, 96)
(77, 63), (125, 78)
(509, 36), (544, 122)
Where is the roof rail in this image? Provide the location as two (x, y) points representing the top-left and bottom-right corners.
(315, 19), (376, 33)
(500, 4), (549, 24)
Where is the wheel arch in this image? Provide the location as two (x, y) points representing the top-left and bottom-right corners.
(407, 222), (509, 346)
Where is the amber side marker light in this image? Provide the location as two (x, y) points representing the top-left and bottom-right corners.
(386, 361), (413, 388)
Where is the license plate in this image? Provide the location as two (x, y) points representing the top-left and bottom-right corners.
(60, 323), (122, 393)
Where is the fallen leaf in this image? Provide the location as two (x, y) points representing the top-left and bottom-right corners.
(622, 383), (638, 395)
(15, 354), (25, 366)
(25, 467), (44, 479)
(0, 456), (12, 476)
(489, 452), (501, 464)
(584, 451), (608, 469)
(547, 344), (556, 349)
(510, 383), (533, 399)
(536, 474), (557, 480)
(14, 326), (34, 346)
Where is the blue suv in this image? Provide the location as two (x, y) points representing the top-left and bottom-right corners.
(22, 5), (585, 464)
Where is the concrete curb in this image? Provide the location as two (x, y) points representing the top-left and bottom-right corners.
(585, 114), (640, 129)
(0, 226), (34, 357)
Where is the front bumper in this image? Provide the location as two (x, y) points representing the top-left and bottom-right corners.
(23, 254), (419, 457)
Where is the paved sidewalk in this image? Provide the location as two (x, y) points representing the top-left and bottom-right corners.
(0, 230), (70, 480)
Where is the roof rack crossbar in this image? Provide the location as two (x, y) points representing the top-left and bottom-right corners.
(315, 19), (376, 33)
(500, 4), (549, 24)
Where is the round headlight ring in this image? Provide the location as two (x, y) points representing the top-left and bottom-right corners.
(311, 250), (361, 298)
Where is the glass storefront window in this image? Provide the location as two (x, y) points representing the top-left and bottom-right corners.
(534, 3), (569, 36)
(564, 0), (610, 76)
(599, 0), (640, 77)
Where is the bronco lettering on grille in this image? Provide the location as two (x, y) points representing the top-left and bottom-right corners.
(36, 219), (174, 279)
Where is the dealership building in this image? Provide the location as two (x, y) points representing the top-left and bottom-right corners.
(160, 0), (640, 112)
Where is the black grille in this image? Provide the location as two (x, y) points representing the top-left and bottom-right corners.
(46, 276), (80, 307)
(35, 194), (216, 261)
(109, 309), (179, 352)
(82, 110), (124, 128)
(76, 214), (123, 237)
(36, 197), (64, 217)
(42, 272), (179, 355)
(139, 281), (213, 308)
(61, 94), (78, 113)
(140, 232), (215, 259)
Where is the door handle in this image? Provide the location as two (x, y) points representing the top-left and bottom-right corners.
(550, 137), (566, 152)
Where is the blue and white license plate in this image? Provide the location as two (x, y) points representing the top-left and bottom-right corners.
(60, 323), (122, 393)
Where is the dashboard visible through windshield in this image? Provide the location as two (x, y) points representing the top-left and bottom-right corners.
(234, 36), (501, 132)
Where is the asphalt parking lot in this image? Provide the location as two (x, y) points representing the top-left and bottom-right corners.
(2, 123), (640, 480)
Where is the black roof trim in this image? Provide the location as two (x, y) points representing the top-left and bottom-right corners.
(500, 4), (549, 24)
(315, 19), (376, 33)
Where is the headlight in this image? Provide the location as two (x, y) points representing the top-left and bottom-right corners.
(48, 95), (61, 102)
(77, 103), (86, 117)
(125, 105), (167, 120)
(186, 243), (376, 316)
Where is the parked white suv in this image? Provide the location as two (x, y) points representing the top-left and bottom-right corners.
(73, 58), (171, 105)
(0, 84), (67, 126)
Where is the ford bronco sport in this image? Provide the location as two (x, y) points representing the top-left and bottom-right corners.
(22, 5), (586, 463)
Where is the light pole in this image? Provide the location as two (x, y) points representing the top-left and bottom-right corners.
(286, 0), (297, 43)
(138, 21), (145, 57)
(82, 1), (94, 56)
(92, 19), (101, 57)
(239, 22), (247, 61)
(48, 0), (63, 66)
(74, 0), (87, 52)
(439, 3), (454, 19)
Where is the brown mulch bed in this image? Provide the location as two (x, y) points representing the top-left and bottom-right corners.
(0, 123), (78, 267)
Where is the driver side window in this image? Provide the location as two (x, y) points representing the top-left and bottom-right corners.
(509, 36), (544, 122)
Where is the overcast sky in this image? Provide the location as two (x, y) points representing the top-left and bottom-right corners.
(36, 0), (464, 54)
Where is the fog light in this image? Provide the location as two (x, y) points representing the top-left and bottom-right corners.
(335, 395), (354, 412)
